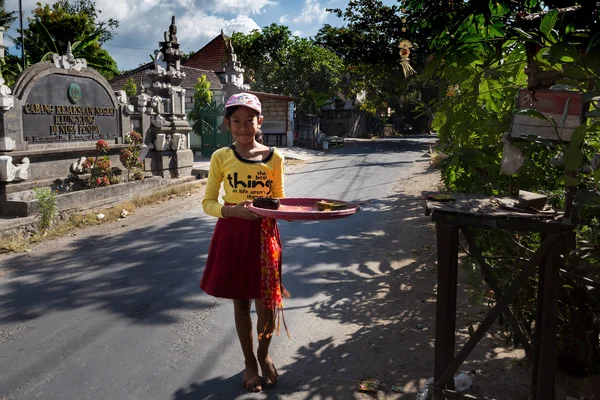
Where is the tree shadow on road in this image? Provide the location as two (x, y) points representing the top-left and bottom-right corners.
(0, 157), (577, 399)
(0, 215), (218, 326)
(171, 183), (576, 399)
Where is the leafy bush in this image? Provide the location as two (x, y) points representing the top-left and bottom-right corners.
(427, 3), (600, 374)
(120, 131), (144, 181)
(33, 188), (57, 232)
(122, 78), (137, 97)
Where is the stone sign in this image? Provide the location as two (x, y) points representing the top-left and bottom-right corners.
(22, 75), (118, 144)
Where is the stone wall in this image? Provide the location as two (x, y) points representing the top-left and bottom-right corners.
(258, 97), (292, 146)
(261, 98), (289, 129)
(320, 109), (375, 138)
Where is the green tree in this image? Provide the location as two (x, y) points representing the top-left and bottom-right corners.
(410, 1), (600, 376)
(16, 0), (119, 79)
(315, 3), (434, 116)
(0, 0), (21, 86)
(181, 50), (195, 63)
(231, 24), (343, 115)
(122, 78), (137, 97)
(188, 75), (214, 137)
(0, 54), (23, 86)
(0, 0), (16, 28)
(192, 75), (212, 109)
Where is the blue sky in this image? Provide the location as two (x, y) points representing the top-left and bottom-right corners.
(5, 0), (399, 72)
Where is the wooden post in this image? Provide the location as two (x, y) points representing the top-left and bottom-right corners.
(434, 222), (459, 398)
(535, 234), (563, 400)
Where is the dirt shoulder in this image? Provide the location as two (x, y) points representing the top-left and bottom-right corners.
(377, 160), (577, 399)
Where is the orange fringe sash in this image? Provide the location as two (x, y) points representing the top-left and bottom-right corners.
(260, 217), (291, 338)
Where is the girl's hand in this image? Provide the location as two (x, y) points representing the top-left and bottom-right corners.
(224, 201), (260, 220)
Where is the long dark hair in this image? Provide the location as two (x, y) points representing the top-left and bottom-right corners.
(224, 106), (263, 144)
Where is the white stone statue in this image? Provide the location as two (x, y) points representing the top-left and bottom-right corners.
(150, 95), (162, 113)
(115, 90), (128, 105)
(154, 133), (168, 151)
(0, 137), (15, 151)
(151, 115), (167, 128)
(136, 93), (151, 113)
(0, 74), (14, 111)
(52, 42), (87, 71)
(0, 156), (30, 182)
(70, 156), (87, 174)
(170, 133), (182, 150)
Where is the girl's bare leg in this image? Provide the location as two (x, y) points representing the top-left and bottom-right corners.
(233, 299), (261, 392)
(255, 299), (278, 385)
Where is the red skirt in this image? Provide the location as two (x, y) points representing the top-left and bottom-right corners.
(200, 216), (273, 299)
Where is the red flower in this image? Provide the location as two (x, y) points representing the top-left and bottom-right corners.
(120, 148), (133, 165)
(95, 176), (110, 187)
(82, 157), (95, 171)
(96, 140), (110, 152)
(128, 131), (143, 144)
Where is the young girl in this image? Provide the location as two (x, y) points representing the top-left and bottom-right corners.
(200, 92), (289, 393)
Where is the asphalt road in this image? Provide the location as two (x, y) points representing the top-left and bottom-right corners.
(0, 137), (437, 400)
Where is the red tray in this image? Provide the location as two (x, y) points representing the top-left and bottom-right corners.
(248, 198), (360, 221)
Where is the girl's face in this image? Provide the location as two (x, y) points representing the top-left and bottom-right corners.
(225, 106), (263, 145)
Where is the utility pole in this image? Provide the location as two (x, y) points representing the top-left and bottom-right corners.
(19, 0), (25, 69)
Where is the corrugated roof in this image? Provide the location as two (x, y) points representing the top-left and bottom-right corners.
(182, 32), (228, 73)
(109, 63), (222, 92)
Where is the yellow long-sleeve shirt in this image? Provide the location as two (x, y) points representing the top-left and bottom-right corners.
(202, 145), (285, 218)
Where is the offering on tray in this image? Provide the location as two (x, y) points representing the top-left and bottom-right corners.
(252, 197), (281, 210)
(248, 198), (359, 220)
(427, 193), (455, 202)
(358, 378), (380, 393)
(316, 200), (348, 211)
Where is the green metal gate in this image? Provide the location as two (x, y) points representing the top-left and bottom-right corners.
(191, 102), (230, 157)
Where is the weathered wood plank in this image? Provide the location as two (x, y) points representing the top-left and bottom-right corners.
(434, 222), (460, 398)
(535, 238), (562, 400)
(517, 89), (583, 115)
(511, 89), (584, 142)
(513, 114), (582, 128)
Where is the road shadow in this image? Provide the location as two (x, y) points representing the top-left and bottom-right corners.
(0, 215), (218, 326)
(0, 143), (578, 399)
(170, 179), (579, 399)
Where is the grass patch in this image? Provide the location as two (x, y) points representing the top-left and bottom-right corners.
(428, 146), (449, 167)
(1, 181), (206, 252)
(0, 231), (31, 254)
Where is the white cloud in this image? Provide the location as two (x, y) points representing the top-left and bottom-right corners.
(212, 0), (278, 15)
(94, 0), (161, 24)
(279, 0), (328, 24)
(6, 0), (272, 70)
(178, 12), (261, 42)
(90, 0), (275, 23)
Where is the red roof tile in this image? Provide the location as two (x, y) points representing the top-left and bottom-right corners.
(183, 32), (229, 73)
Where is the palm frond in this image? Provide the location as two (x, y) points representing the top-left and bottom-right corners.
(72, 30), (102, 54)
(40, 51), (54, 61)
(32, 21), (59, 56)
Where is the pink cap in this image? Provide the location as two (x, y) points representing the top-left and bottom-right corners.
(225, 93), (262, 114)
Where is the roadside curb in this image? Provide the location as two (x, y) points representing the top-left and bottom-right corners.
(0, 176), (202, 237)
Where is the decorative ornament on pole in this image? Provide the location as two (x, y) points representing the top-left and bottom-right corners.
(398, 39), (415, 78)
